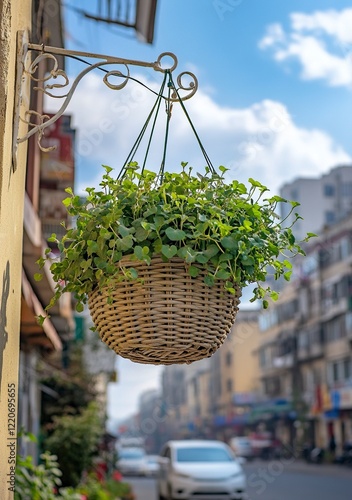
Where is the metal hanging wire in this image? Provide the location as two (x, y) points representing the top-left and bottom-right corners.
(117, 69), (217, 183)
(56, 52), (215, 182)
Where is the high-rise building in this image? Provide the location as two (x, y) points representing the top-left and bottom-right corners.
(280, 165), (352, 240)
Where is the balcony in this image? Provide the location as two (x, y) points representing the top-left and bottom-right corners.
(22, 192), (74, 338)
(297, 341), (324, 362)
(80, 0), (158, 44)
(320, 297), (348, 323)
(273, 354), (294, 369)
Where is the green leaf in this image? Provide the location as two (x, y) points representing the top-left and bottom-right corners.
(219, 165), (229, 173)
(36, 256), (46, 268)
(195, 253), (209, 264)
(204, 275), (215, 287)
(215, 269), (231, 280)
(103, 165), (114, 173)
(189, 266), (200, 277)
(87, 240), (99, 254)
(76, 303), (84, 313)
(135, 226), (149, 242)
(36, 315), (46, 326)
(165, 227), (186, 241)
(134, 246), (151, 262)
(284, 271), (292, 281)
(221, 236), (237, 250)
(177, 246), (197, 262)
(34, 273), (43, 282)
(248, 178), (267, 190)
(115, 235), (134, 251)
(118, 224), (131, 237)
(62, 197), (71, 207)
(161, 245), (178, 258)
(270, 291), (279, 301)
(203, 244), (220, 259)
(242, 219), (253, 230)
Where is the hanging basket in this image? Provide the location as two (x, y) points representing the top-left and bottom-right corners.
(88, 256), (241, 365)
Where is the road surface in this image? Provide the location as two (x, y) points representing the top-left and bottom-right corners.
(127, 460), (352, 500)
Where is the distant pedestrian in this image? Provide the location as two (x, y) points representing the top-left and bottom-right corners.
(329, 434), (336, 459)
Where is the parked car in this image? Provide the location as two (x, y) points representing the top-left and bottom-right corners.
(157, 440), (247, 500)
(142, 454), (160, 476)
(116, 447), (146, 476)
(229, 437), (254, 461)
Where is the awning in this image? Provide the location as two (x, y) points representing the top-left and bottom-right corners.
(249, 399), (295, 420)
(21, 270), (62, 351)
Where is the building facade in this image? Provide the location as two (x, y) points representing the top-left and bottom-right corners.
(280, 164), (352, 240)
(258, 213), (352, 453)
(0, 2), (33, 495)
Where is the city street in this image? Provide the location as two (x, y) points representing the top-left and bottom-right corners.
(128, 460), (352, 500)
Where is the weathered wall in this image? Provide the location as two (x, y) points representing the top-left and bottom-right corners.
(0, 1), (32, 497)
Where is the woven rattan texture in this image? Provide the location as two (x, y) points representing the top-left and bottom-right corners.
(88, 257), (241, 365)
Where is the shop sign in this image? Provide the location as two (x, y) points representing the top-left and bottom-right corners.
(330, 387), (352, 410)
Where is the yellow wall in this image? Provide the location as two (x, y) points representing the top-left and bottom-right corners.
(232, 315), (260, 394)
(216, 311), (260, 416)
(0, 1), (31, 497)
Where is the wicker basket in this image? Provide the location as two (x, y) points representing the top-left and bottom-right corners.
(88, 256), (241, 365)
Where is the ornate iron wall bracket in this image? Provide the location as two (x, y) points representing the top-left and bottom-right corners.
(12, 32), (198, 170)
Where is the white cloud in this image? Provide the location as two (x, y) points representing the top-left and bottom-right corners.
(259, 8), (352, 87)
(46, 73), (350, 195)
(291, 10), (352, 44)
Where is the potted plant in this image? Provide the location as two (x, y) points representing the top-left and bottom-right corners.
(36, 161), (313, 365)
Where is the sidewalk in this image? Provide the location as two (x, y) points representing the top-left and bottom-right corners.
(243, 458), (352, 479)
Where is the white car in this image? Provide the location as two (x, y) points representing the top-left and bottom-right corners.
(157, 440), (247, 500)
(116, 447), (146, 476)
(229, 437), (254, 461)
(142, 454), (160, 476)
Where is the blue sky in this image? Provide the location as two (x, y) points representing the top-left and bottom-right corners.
(56, 0), (352, 424)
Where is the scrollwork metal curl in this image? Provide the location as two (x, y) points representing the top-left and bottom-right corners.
(103, 66), (130, 90)
(155, 52), (178, 73)
(15, 44), (199, 155)
(170, 71), (198, 102)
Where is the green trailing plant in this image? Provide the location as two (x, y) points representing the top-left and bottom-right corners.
(36, 162), (314, 317)
(77, 476), (135, 500)
(44, 402), (104, 487)
(15, 451), (82, 500)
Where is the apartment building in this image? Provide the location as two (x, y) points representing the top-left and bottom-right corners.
(209, 309), (261, 440)
(280, 164), (352, 240)
(257, 213), (352, 452)
(158, 309), (261, 443)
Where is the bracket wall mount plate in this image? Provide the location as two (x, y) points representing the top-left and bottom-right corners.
(12, 31), (198, 171)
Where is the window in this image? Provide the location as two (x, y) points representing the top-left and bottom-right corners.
(259, 348), (267, 368)
(340, 183), (352, 196)
(328, 358), (352, 385)
(324, 184), (335, 197)
(343, 358), (351, 380)
(324, 316), (346, 342)
(333, 362), (339, 383)
(298, 331), (308, 349)
(226, 352), (232, 366)
(226, 379), (233, 393)
(325, 211), (335, 225)
(176, 446), (233, 463)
